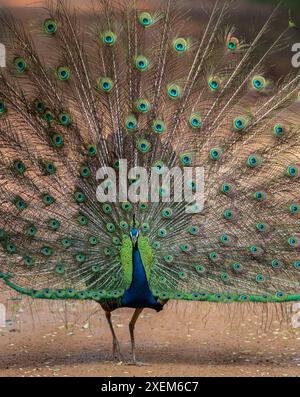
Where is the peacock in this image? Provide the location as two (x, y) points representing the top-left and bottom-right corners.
(0, 0), (300, 366)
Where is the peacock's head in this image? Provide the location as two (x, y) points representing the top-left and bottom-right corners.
(130, 228), (139, 247)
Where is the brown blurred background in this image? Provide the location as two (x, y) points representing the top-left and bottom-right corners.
(0, 0), (299, 78)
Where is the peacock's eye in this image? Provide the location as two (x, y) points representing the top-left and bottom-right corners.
(288, 236), (299, 247)
(220, 234), (230, 243)
(233, 116), (249, 131)
(43, 110), (55, 123)
(235, 120), (242, 129)
(273, 123), (284, 137)
(251, 75), (266, 91)
(195, 265), (206, 275)
(27, 225), (37, 237)
(167, 83), (181, 99)
(101, 31), (117, 46)
(158, 228), (167, 237)
(62, 238), (72, 248)
(135, 98), (150, 113)
(24, 256), (33, 266)
(92, 265), (100, 273)
(275, 292), (284, 300)
(56, 66), (70, 81)
(187, 180), (197, 191)
(271, 259), (281, 269)
(173, 38), (188, 53)
(221, 183), (233, 194)
(247, 154), (262, 168)
(141, 223), (150, 232)
(111, 160), (119, 170)
(78, 214), (88, 226)
(164, 255), (173, 263)
(59, 112), (71, 126)
(253, 80), (261, 89)
(98, 77), (114, 93)
(136, 139), (151, 153)
(181, 244), (191, 253)
(104, 248), (112, 256)
(55, 264), (65, 274)
(257, 223), (264, 231)
(208, 76), (221, 91)
(162, 208), (173, 219)
(0, 101), (7, 116)
(102, 203), (112, 214)
(293, 261), (300, 270)
(153, 160), (165, 174)
(189, 113), (202, 129)
(250, 246), (264, 257)
(14, 57), (27, 73)
(75, 253), (86, 263)
(80, 165), (91, 178)
(152, 241), (160, 250)
(125, 114), (138, 131)
(52, 133), (64, 148)
(119, 220), (128, 230)
(121, 202), (132, 212)
(152, 119), (166, 134)
(232, 262), (242, 272)
(208, 253), (219, 265)
(134, 55), (149, 71)
(89, 236), (98, 245)
(34, 100), (45, 113)
(287, 165), (299, 178)
(105, 222), (115, 233)
(43, 194), (55, 205)
(290, 203), (299, 214)
(49, 218), (60, 230)
(44, 18), (58, 34)
(180, 153), (192, 166)
(13, 160), (26, 174)
(87, 144), (97, 157)
(138, 12), (154, 27)
(6, 243), (17, 254)
(74, 191), (86, 203)
(41, 246), (54, 256)
(256, 274), (265, 283)
(221, 273), (229, 282)
(15, 197), (27, 210)
(188, 226), (199, 235)
(210, 148), (222, 160)
(45, 162), (57, 174)
(224, 209), (235, 221)
(227, 37), (239, 50)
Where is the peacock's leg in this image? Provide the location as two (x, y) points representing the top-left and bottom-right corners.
(128, 308), (148, 366)
(105, 311), (123, 362)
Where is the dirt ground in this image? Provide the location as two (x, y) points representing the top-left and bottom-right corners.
(0, 298), (299, 377)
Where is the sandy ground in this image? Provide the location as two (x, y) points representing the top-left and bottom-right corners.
(0, 297), (299, 377)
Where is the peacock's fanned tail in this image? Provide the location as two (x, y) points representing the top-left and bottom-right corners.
(0, 0), (300, 304)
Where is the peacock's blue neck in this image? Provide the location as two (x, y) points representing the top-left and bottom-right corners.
(121, 245), (159, 309)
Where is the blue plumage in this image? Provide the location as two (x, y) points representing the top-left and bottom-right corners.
(121, 242), (161, 311)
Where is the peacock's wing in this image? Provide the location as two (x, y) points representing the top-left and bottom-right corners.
(0, 0), (300, 303)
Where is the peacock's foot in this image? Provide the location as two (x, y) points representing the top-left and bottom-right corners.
(126, 360), (150, 367)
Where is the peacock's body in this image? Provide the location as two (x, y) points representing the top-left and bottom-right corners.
(0, 0), (300, 364)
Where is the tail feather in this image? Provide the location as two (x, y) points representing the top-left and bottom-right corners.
(0, 0), (299, 303)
